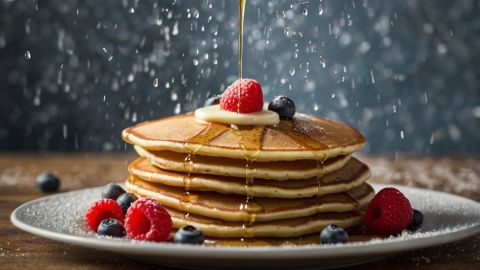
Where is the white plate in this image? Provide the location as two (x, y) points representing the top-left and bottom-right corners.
(10, 184), (480, 269)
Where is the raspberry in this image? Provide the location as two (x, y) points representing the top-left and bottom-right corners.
(84, 199), (124, 232)
(364, 187), (413, 235)
(125, 198), (172, 242)
(220, 79), (263, 113)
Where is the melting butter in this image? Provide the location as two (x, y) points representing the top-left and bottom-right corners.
(195, 104), (279, 126)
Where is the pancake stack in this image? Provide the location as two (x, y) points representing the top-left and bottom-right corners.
(122, 113), (373, 239)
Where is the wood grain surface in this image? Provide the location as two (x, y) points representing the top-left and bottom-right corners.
(0, 153), (479, 270)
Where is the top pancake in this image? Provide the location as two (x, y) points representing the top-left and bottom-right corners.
(122, 113), (365, 162)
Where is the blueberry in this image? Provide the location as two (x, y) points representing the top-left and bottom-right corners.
(174, 225), (205, 244)
(407, 209), (424, 231)
(116, 192), (138, 214)
(204, 95), (221, 107)
(101, 183), (126, 200)
(36, 172), (60, 192)
(97, 218), (126, 237)
(320, 224), (349, 244)
(268, 96), (296, 119)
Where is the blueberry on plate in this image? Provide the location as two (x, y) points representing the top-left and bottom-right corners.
(268, 96), (296, 119)
(320, 224), (349, 244)
(116, 192), (138, 214)
(36, 172), (60, 192)
(407, 209), (424, 231)
(101, 183), (126, 200)
(97, 218), (126, 237)
(204, 95), (221, 107)
(174, 225), (205, 244)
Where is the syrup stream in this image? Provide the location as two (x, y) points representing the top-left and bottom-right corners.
(237, 0), (246, 114)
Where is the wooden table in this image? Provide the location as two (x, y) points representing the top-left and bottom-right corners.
(1, 153), (479, 270)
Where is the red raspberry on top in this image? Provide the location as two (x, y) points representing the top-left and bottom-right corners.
(124, 198), (172, 242)
(364, 187), (413, 235)
(84, 199), (124, 232)
(220, 79), (263, 113)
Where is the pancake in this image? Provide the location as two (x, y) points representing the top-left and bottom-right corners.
(122, 113), (365, 162)
(125, 177), (374, 222)
(135, 146), (351, 180)
(129, 157), (371, 198)
(166, 207), (364, 238)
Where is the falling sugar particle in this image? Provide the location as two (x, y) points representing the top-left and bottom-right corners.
(33, 96), (40, 106)
(319, 56), (326, 68)
(171, 92), (178, 101)
(63, 124), (68, 139)
(370, 70), (375, 84)
(472, 106), (480, 118)
(153, 78), (159, 87)
(25, 51), (31, 59)
(127, 74), (134, 82)
(289, 67), (295, 76)
(174, 103), (181, 114)
(400, 130), (404, 139)
(108, 55), (113, 61)
(430, 133), (435, 144)
(193, 59), (199, 66)
(129, 8), (135, 14)
(437, 43), (447, 54)
(318, 3), (324, 15)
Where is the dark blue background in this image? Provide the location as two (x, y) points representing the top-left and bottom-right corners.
(0, 0), (479, 154)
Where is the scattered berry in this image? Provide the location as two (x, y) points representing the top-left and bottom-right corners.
(97, 218), (126, 237)
(125, 198), (172, 242)
(407, 209), (424, 231)
(364, 187), (413, 235)
(102, 183), (126, 200)
(268, 96), (296, 119)
(219, 79), (263, 113)
(36, 172), (60, 192)
(320, 224), (349, 244)
(174, 226), (205, 245)
(204, 95), (221, 107)
(116, 193), (138, 215)
(84, 199), (124, 232)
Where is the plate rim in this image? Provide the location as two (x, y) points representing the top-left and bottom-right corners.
(10, 183), (480, 260)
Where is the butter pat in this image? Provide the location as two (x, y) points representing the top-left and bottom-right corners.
(195, 105), (280, 126)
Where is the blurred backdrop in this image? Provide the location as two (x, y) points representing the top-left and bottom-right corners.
(0, 0), (479, 154)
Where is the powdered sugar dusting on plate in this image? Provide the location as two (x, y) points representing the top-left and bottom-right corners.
(12, 184), (480, 249)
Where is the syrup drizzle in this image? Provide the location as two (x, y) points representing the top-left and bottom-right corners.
(186, 122), (229, 145)
(180, 123), (229, 219)
(179, 153), (195, 219)
(345, 190), (360, 208)
(231, 125), (264, 240)
(270, 119), (333, 217)
(271, 120), (329, 151)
